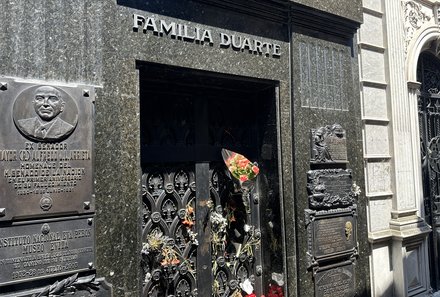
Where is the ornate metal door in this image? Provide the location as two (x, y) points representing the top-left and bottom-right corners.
(418, 52), (440, 289)
(139, 68), (264, 297)
(141, 164), (262, 297)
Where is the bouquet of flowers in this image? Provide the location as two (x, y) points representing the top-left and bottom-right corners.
(222, 149), (260, 214)
(222, 149), (259, 184)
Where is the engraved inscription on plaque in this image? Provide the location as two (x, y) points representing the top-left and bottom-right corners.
(307, 169), (355, 209)
(314, 215), (356, 258)
(0, 216), (95, 286)
(314, 262), (355, 297)
(305, 207), (357, 267)
(311, 124), (347, 163)
(0, 79), (94, 221)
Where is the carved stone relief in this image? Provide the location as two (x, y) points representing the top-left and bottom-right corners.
(310, 124), (348, 164)
(403, 1), (433, 55)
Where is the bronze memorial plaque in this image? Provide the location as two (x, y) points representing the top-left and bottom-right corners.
(0, 79), (94, 221)
(311, 124), (347, 163)
(307, 169), (355, 209)
(305, 207), (357, 266)
(314, 262), (355, 297)
(0, 216), (95, 286)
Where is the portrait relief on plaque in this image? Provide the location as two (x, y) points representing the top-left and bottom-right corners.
(13, 85), (78, 142)
(0, 79), (94, 221)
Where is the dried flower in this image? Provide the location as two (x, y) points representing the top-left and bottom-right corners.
(351, 181), (361, 196)
(187, 230), (199, 246)
(182, 219), (194, 227)
(143, 230), (168, 253)
(230, 289), (242, 297)
(206, 200), (214, 209)
(210, 211), (228, 229)
(182, 202), (195, 227)
(160, 246), (180, 266)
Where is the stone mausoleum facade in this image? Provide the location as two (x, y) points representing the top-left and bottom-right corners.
(0, 0), (437, 297)
(359, 0), (440, 296)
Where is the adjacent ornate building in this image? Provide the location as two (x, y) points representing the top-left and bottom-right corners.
(358, 0), (440, 296)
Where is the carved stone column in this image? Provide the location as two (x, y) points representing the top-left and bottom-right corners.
(384, 1), (431, 296)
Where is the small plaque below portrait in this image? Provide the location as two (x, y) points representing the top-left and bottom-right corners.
(314, 262), (355, 297)
(0, 79), (94, 221)
(0, 216), (95, 287)
(311, 124), (348, 163)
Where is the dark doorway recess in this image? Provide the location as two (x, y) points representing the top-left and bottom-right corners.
(138, 62), (283, 297)
(138, 62), (277, 163)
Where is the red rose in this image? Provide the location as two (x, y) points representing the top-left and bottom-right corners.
(252, 165), (259, 174)
(240, 175), (249, 182)
(237, 158), (250, 168)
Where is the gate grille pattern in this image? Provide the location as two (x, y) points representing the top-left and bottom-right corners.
(418, 52), (440, 289)
(141, 166), (197, 296)
(141, 165), (261, 296)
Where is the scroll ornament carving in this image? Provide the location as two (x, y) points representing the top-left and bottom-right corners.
(403, 1), (432, 55)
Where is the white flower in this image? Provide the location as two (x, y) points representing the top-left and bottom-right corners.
(351, 182), (361, 196)
(240, 279), (253, 294)
(272, 272), (284, 286)
(244, 224), (251, 233)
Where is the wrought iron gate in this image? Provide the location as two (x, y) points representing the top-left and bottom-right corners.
(139, 65), (268, 296)
(141, 164), (262, 296)
(418, 52), (440, 290)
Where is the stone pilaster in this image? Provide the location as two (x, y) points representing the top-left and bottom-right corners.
(384, 1), (431, 296)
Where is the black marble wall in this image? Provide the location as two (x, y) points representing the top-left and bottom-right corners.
(99, 1), (291, 296)
(290, 26), (370, 297)
(291, 0), (363, 23)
